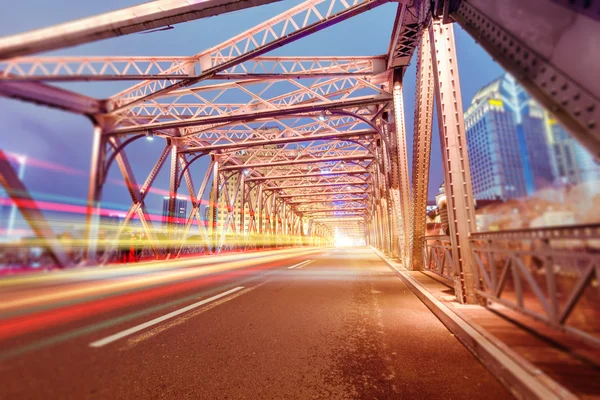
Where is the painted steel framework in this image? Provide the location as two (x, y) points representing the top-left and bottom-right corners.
(1, 0), (599, 346)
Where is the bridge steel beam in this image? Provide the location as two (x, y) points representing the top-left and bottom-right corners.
(246, 171), (369, 182)
(107, 96), (390, 135)
(429, 20), (477, 304)
(0, 0), (282, 60)
(409, 28), (435, 271)
(280, 189), (369, 197)
(451, 0), (600, 158)
(263, 182), (369, 191)
(220, 155), (373, 171)
(109, 0), (391, 111)
(0, 80), (102, 115)
(181, 130), (378, 154)
(1, 56), (384, 82)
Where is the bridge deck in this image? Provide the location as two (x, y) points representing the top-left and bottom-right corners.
(0, 248), (509, 399)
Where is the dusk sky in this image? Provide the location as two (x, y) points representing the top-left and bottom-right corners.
(0, 0), (503, 223)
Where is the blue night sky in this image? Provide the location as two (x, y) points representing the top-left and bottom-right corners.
(0, 0), (503, 224)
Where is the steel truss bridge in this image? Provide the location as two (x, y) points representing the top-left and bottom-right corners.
(1, 0), (599, 348)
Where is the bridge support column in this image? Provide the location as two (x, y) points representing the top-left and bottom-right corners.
(429, 20), (477, 304)
(379, 124), (399, 259)
(390, 71), (412, 266)
(238, 172), (246, 249)
(409, 28), (435, 271)
(257, 183), (264, 236)
(166, 140), (181, 254)
(208, 158), (219, 253)
(84, 125), (106, 264)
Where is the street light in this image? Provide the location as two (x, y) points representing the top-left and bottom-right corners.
(145, 131), (154, 141)
(318, 110), (327, 122)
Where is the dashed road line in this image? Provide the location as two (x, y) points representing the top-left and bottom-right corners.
(296, 260), (314, 269)
(287, 260), (312, 269)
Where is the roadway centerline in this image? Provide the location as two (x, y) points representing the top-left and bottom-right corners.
(89, 286), (244, 348)
(287, 260), (312, 269)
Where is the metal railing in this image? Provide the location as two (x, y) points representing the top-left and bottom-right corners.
(422, 235), (455, 283)
(470, 223), (600, 348)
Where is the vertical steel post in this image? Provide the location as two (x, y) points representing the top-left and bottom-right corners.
(239, 172), (246, 248)
(391, 70), (413, 266)
(257, 184), (264, 236)
(378, 129), (397, 257)
(167, 141), (179, 246)
(429, 20), (477, 303)
(382, 118), (401, 259)
(84, 125), (106, 263)
(271, 193), (277, 242)
(410, 29), (435, 271)
(209, 158), (219, 252)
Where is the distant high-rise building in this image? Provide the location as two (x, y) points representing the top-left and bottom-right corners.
(0, 153), (27, 239)
(465, 74), (571, 200)
(162, 197), (188, 232)
(466, 74), (599, 202)
(464, 75), (527, 200)
(545, 114), (600, 186)
(516, 96), (555, 193)
(0, 202), (11, 235)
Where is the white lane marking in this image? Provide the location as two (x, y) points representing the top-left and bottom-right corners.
(296, 260), (314, 269)
(89, 286), (244, 348)
(287, 260), (312, 269)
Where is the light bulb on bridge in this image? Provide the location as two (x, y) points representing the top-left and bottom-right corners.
(145, 132), (154, 141)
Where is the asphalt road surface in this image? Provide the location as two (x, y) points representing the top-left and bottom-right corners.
(0, 247), (512, 399)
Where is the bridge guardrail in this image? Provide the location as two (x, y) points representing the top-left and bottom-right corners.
(469, 224), (600, 349)
(421, 235), (455, 283)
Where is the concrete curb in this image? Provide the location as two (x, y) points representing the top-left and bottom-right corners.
(371, 246), (577, 400)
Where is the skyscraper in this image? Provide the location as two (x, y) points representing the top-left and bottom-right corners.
(0, 153), (27, 239)
(465, 74), (562, 200)
(464, 76), (527, 200)
(545, 114), (600, 186)
(516, 96), (555, 193)
(162, 196), (188, 233)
